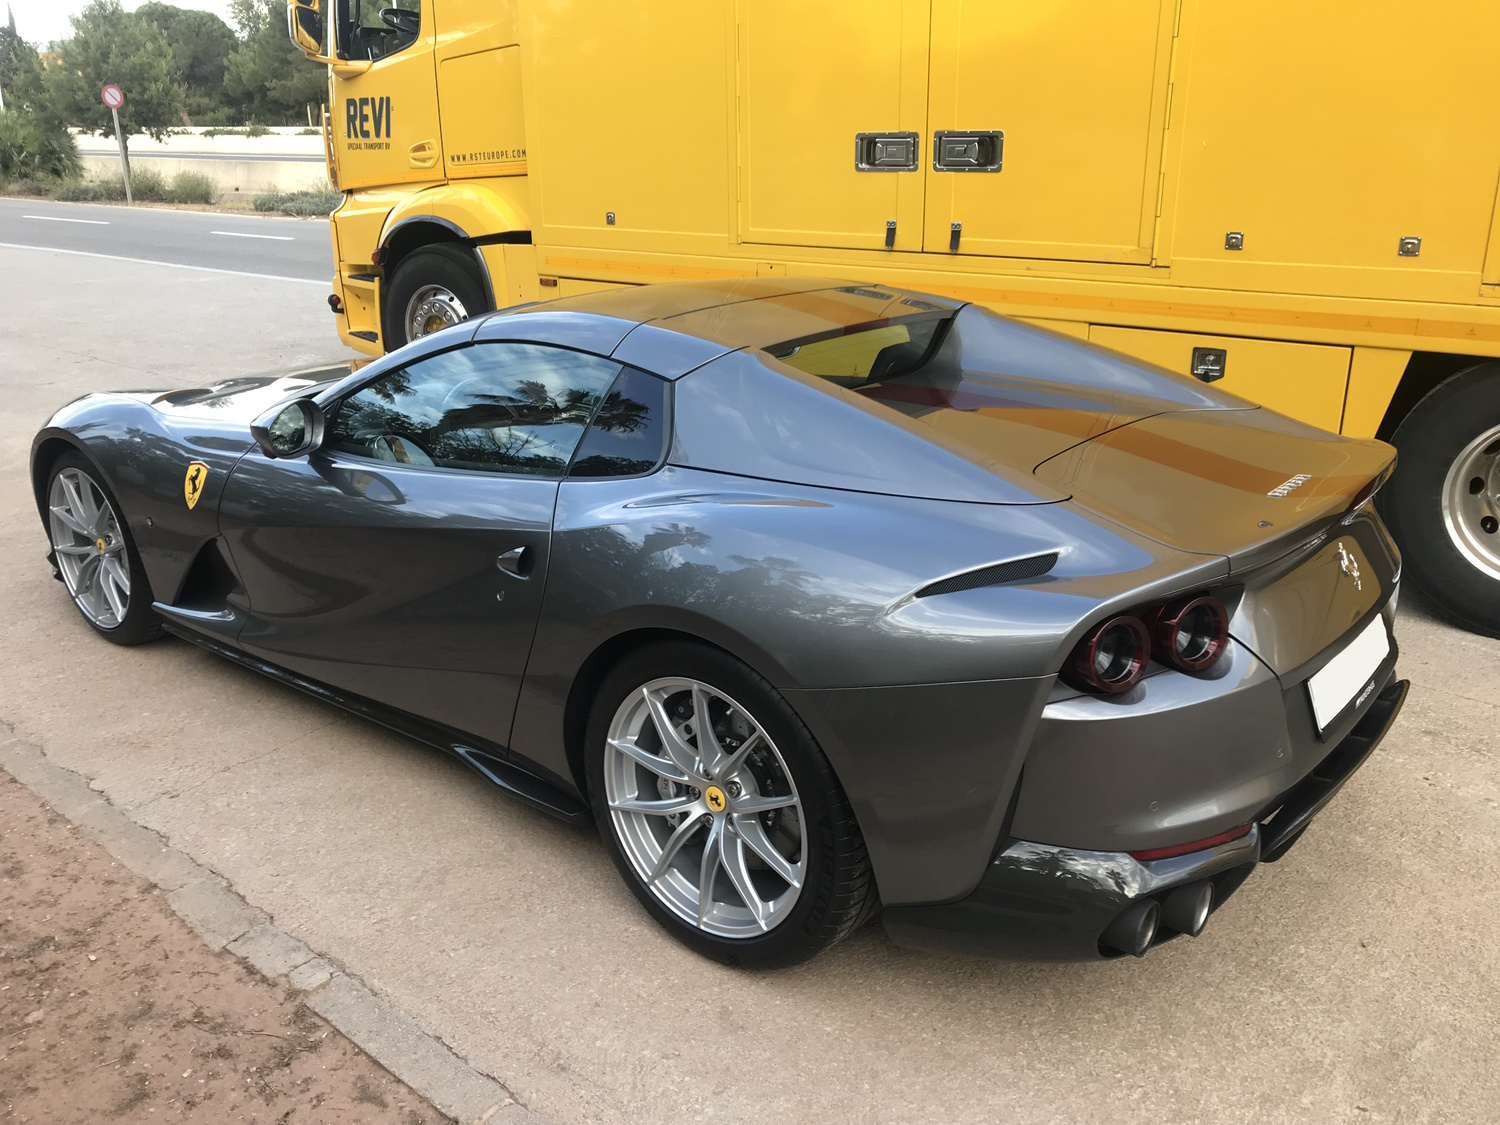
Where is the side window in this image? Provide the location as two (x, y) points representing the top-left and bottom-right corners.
(338, 0), (421, 63)
(568, 368), (670, 478)
(327, 343), (622, 477)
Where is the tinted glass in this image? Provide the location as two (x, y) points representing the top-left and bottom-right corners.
(769, 316), (947, 388)
(327, 343), (622, 477)
(340, 0), (419, 62)
(569, 367), (669, 478)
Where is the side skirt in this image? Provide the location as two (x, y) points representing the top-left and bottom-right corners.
(156, 619), (590, 825)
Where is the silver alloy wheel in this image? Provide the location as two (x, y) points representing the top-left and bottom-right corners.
(604, 677), (806, 939)
(1441, 423), (1500, 581)
(403, 283), (469, 341)
(47, 467), (131, 629)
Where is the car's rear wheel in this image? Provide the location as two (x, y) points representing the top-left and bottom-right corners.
(45, 453), (162, 646)
(1384, 363), (1500, 636)
(381, 245), (490, 350)
(586, 642), (877, 966)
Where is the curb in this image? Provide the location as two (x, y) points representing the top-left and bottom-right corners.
(0, 728), (548, 1125)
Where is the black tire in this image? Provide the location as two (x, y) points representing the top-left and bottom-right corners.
(45, 451), (163, 646)
(586, 641), (878, 967)
(1383, 362), (1500, 636)
(381, 244), (491, 351)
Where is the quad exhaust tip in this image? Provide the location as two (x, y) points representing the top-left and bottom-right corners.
(1100, 899), (1160, 958)
(1161, 881), (1214, 937)
(1100, 881), (1214, 957)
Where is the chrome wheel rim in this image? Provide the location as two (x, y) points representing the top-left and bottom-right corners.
(1441, 423), (1500, 581)
(48, 467), (130, 629)
(604, 678), (806, 939)
(403, 284), (468, 341)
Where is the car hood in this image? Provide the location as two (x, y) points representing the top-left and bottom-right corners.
(1034, 406), (1397, 562)
(134, 365), (356, 425)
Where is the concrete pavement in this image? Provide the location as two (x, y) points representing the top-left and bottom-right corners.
(2, 242), (1498, 1125)
(0, 197), (335, 282)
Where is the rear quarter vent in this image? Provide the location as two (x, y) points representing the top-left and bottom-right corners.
(915, 552), (1058, 598)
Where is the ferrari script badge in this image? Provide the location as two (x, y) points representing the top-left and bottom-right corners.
(1336, 541), (1362, 591)
(1267, 474), (1311, 498)
(704, 785), (726, 813)
(184, 461), (209, 510)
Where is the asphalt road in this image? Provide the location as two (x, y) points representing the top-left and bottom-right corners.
(0, 196), (334, 283)
(2, 240), (1499, 1125)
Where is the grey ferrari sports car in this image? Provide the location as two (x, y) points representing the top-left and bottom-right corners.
(31, 278), (1408, 965)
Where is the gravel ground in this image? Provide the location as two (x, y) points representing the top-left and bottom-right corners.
(0, 770), (449, 1124)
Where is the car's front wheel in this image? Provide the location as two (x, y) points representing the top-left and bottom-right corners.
(1384, 363), (1500, 636)
(45, 452), (162, 645)
(586, 642), (877, 967)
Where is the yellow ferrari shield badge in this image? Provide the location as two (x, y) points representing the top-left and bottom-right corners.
(704, 785), (726, 813)
(184, 461), (209, 510)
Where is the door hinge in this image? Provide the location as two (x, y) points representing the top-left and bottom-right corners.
(949, 222), (962, 253)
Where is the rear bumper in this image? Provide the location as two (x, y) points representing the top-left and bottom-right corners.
(882, 675), (1408, 960)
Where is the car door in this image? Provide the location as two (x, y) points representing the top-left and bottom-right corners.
(216, 339), (624, 749)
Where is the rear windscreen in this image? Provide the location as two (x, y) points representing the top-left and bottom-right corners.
(768, 316), (949, 388)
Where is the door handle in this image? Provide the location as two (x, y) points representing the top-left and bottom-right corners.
(854, 131), (919, 172)
(933, 130), (1003, 172)
(408, 140), (438, 168)
(496, 546), (533, 579)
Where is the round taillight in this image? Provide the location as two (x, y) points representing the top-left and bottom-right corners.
(1063, 615), (1151, 694)
(1152, 595), (1229, 673)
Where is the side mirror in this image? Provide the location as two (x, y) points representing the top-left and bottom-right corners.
(251, 399), (326, 459)
(286, 0), (325, 59)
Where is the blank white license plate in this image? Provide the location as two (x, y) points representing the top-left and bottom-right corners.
(1306, 615), (1390, 731)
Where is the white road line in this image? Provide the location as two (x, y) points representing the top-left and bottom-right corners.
(0, 242), (327, 285)
(24, 214), (109, 225)
(211, 230), (295, 241)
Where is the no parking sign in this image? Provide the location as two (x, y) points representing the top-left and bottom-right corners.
(100, 84), (132, 204)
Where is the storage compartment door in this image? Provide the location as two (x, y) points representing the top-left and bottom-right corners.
(739, 0), (929, 251)
(1089, 326), (1352, 433)
(923, 0), (1174, 264)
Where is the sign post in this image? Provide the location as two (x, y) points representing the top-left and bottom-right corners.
(100, 84), (131, 205)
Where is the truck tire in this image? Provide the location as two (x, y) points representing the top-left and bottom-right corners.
(381, 244), (491, 350)
(1383, 362), (1500, 636)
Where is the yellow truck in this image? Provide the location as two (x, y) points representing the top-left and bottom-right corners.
(288, 0), (1500, 634)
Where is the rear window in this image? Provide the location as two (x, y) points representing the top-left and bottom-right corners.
(767, 316), (949, 388)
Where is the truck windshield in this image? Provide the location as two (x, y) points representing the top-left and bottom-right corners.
(338, 0), (421, 62)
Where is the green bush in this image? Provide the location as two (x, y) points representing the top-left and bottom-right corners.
(55, 179), (124, 202)
(55, 163), (167, 203)
(0, 110), (82, 182)
(1, 178), (53, 196)
(165, 170), (216, 204)
(253, 188), (342, 216)
(127, 165), (167, 201)
(201, 123), (273, 138)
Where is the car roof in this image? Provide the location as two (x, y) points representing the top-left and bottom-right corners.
(474, 278), (964, 362)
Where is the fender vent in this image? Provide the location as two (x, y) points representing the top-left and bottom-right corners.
(915, 552), (1058, 598)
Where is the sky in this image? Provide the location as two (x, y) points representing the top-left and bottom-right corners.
(10, 0), (240, 47)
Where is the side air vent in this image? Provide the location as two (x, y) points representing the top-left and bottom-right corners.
(915, 552), (1058, 598)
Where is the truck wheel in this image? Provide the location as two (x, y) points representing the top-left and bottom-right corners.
(1383, 362), (1500, 636)
(381, 245), (490, 350)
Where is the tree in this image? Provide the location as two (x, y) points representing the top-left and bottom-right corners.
(136, 2), (236, 124)
(43, 0), (184, 140)
(0, 5), (45, 114)
(223, 0), (326, 125)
